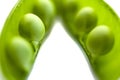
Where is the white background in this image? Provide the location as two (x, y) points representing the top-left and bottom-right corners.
(0, 0), (120, 80)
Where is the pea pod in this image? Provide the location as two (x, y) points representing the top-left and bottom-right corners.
(54, 0), (120, 80)
(0, 0), (55, 79)
(1, 0), (120, 80)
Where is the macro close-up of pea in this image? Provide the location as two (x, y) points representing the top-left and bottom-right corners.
(0, 0), (120, 80)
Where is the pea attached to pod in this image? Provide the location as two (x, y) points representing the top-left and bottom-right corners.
(74, 7), (97, 35)
(5, 36), (34, 79)
(86, 25), (114, 56)
(19, 13), (45, 42)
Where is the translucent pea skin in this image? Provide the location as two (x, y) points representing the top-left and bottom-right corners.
(0, 0), (55, 80)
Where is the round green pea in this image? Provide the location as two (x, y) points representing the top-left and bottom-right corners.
(74, 7), (97, 34)
(6, 37), (34, 70)
(19, 13), (45, 42)
(86, 25), (114, 56)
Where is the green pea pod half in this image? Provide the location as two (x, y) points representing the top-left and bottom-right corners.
(58, 0), (120, 80)
(0, 0), (55, 80)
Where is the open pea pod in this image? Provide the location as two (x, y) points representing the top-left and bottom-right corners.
(54, 0), (120, 80)
(0, 0), (55, 79)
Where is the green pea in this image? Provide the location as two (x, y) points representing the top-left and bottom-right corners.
(19, 13), (45, 42)
(74, 7), (97, 35)
(5, 37), (34, 79)
(6, 37), (34, 71)
(86, 25), (114, 56)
